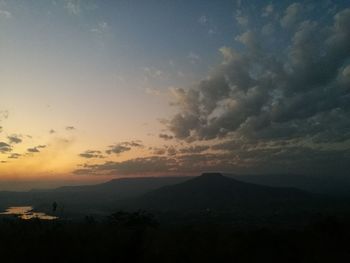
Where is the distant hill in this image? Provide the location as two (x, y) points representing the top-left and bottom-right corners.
(0, 177), (191, 216)
(49, 176), (191, 197)
(127, 173), (312, 212)
(1, 173), (347, 219)
(226, 174), (350, 196)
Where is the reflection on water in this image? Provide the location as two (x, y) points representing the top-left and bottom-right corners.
(0, 206), (58, 220)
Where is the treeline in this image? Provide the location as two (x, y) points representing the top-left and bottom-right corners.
(0, 211), (350, 262)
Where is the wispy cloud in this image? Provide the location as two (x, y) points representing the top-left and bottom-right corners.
(198, 15), (208, 25)
(106, 141), (143, 155)
(64, 0), (81, 15)
(0, 142), (11, 153)
(8, 135), (22, 144)
(0, 9), (12, 19)
(159, 133), (174, 141)
(8, 153), (21, 159)
(280, 3), (302, 28)
(27, 145), (46, 153)
(188, 52), (200, 64)
(79, 150), (104, 159)
(91, 21), (108, 34)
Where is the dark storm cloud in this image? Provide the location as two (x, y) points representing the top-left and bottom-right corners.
(8, 135), (22, 144)
(79, 150), (105, 159)
(167, 7), (350, 145)
(106, 140), (143, 155)
(0, 142), (12, 153)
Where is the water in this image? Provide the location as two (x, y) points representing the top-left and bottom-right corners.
(0, 206), (58, 220)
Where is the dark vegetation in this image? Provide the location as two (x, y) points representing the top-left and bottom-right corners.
(1, 212), (350, 262)
(1, 173), (350, 262)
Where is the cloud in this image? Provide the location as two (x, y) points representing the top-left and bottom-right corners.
(66, 126), (75, 131)
(27, 148), (39, 153)
(188, 52), (200, 64)
(0, 110), (8, 120)
(159, 133), (174, 140)
(262, 4), (274, 18)
(219, 46), (238, 64)
(143, 67), (163, 79)
(280, 3), (302, 28)
(69, 4), (350, 177)
(91, 21), (108, 34)
(167, 146), (177, 156)
(261, 23), (275, 36)
(8, 153), (21, 159)
(106, 145), (131, 155)
(235, 30), (260, 53)
(168, 7), (350, 141)
(49, 129), (56, 134)
(27, 145), (46, 153)
(64, 0), (80, 15)
(0, 9), (12, 19)
(74, 145), (350, 176)
(179, 145), (210, 154)
(79, 150), (104, 159)
(198, 15), (208, 25)
(8, 135), (22, 144)
(106, 141), (143, 155)
(162, 7), (350, 175)
(0, 142), (11, 153)
(145, 87), (162, 96)
(151, 147), (166, 155)
(151, 144), (209, 156)
(235, 10), (249, 27)
(74, 156), (177, 175)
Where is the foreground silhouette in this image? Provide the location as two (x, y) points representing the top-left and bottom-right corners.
(0, 212), (349, 262)
(1, 174), (350, 262)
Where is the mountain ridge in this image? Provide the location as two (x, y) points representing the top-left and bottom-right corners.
(126, 173), (312, 212)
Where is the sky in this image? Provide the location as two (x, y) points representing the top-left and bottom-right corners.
(0, 0), (350, 190)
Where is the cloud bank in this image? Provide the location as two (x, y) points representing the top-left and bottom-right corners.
(74, 3), (350, 177)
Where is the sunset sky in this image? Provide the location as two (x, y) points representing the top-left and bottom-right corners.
(1, 0), (350, 190)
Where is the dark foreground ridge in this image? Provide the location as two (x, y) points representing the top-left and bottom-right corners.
(1, 173), (350, 262)
(1, 211), (350, 262)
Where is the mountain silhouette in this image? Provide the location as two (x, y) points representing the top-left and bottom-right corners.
(51, 176), (190, 198)
(129, 173), (312, 212)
